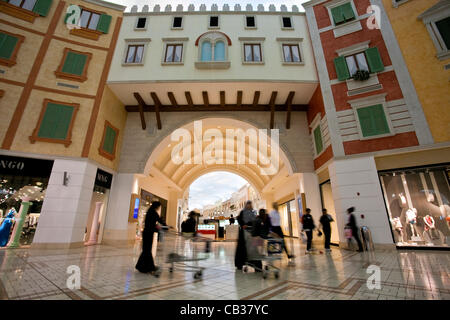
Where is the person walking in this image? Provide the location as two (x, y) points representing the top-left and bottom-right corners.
(229, 214), (235, 225)
(234, 201), (257, 270)
(250, 208), (272, 271)
(181, 211), (197, 234)
(319, 208), (334, 252)
(269, 203), (294, 259)
(346, 207), (363, 252)
(302, 208), (315, 253)
(136, 201), (165, 275)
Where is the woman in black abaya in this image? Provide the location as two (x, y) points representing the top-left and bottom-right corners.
(136, 201), (165, 274)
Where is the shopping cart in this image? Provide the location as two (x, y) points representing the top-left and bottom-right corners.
(242, 230), (283, 279)
(165, 232), (211, 279)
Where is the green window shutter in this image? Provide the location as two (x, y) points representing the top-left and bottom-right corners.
(38, 103), (74, 140)
(0, 33), (18, 60)
(62, 51), (87, 76)
(341, 2), (355, 21)
(32, 0), (53, 17)
(97, 14), (112, 34)
(331, 6), (344, 25)
(365, 47), (384, 73)
(357, 104), (390, 138)
(334, 56), (350, 81)
(313, 126), (323, 155)
(102, 126), (116, 154)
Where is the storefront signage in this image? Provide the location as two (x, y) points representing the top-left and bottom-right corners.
(0, 155), (53, 177)
(95, 169), (113, 189)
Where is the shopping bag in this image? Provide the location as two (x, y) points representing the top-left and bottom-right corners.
(344, 227), (353, 239)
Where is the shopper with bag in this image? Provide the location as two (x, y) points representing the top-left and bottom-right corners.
(302, 208), (315, 253)
(269, 203), (295, 259)
(346, 207), (363, 252)
(235, 201), (257, 270)
(319, 208), (334, 252)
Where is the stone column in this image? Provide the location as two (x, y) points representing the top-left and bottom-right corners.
(299, 173), (323, 221)
(8, 201), (31, 248)
(85, 202), (103, 246)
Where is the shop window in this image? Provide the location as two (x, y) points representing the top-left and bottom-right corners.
(282, 44), (301, 63)
(330, 2), (355, 25)
(313, 125), (324, 155)
(1, 0), (52, 22)
(64, 6), (112, 40)
(164, 44), (183, 63)
(334, 47), (384, 81)
(282, 17), (293, 29)
(172, 16), (183, 29)
(246, 16), (256, 28)
(29, 99), (79, 147)
(0, 30), (24, 67)
(55, 48), (91, 82)
(244, 43), (262, 62)
(125, 44), (144, 64)
(98, 121), (119, 160)
(135, 17), (147, 30)
(356, 104), (390, 138)
(379, 165), (450, 248)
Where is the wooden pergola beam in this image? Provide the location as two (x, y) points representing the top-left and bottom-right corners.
(185, 91), (194, 108)
(125, 104), (308, 112)
(285, 91), (295, 130)
(150, 92), (162, 130)
(237, 91), (243, 108)
(202, 91), (209, 108)
(220, 91), (226, 108)
(168, 92), (178, 107)
(269, 91), (278, 129)
(252, 91), (260, 108)
(133, 92), (147, 130)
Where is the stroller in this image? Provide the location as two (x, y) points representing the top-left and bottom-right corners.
(242, 229), (283, 279)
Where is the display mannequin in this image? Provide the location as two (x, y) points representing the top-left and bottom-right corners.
(422, 214), (445, 245)
(405, 208), (422, 242)
(391, 217), (404, 245)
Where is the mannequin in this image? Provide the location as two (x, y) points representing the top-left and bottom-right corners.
(405, 208), (422, 242)
(391, 217), (404, 245)
(422, 214), (445, 245)
(0, 209), (16, 247)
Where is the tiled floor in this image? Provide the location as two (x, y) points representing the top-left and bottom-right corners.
(0, 233), (449, 300)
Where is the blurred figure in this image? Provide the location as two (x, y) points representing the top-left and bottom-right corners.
(346, 207), (363, 252)
(302, 208), (315, 253)
(234, 200), (256, 270)
(229, 214), (235, 225)
(181, 211), (197, 234)
(269, 203), (294, 258)
(319, 208), (334, 252)
(252, 209), (271, 239)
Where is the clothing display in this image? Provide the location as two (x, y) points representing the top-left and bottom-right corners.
(0, 209), (16, 247)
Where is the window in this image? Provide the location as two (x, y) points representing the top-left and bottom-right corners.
(2, 0), (52, 22)
(356, 104), (390, 138)
(214, 41), (225, 61)
(55, 48), (91, 82)
(246, 16), (256, 28)
(172, 16), (183, 29)
(435, 17), (450, 52)
(0, 30), (24, 67)
(313, 125), (324, 155)
(282, 44), (301, 63)
(244, 44), (262, 62)
(8, 0), (37, 11)
(334, 47), (384, 81)
(29, 99), (79, 147)
(164, 44), (183, 63)
(135, 17), (147, 30)
(196, 32), (230, 69)
(282, 17), (292, 29)
(98, 121), (119, 160)
(209, 16), (219, 28)
(80, 9), (100, 30)
(125, 44), (144, 64)
(201, 41), (212, 61)
(64, 7), (112, 38)
(330, 2), (356, 25)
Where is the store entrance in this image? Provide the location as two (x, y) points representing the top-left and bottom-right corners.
(0, 155), (53, 247)
(279, 199), (299, 238)
(134, 189), (168, 241)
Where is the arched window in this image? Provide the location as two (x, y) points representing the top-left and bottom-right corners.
(201, 41), (212, 61)
(214, 41), (225, 61)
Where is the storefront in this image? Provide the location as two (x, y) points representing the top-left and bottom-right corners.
(278, 199), (299, 238)
(84, 168), (113, 245)
(379, 163), (450, 249)
(134, 189), (168, 240)
(0, 155), (54, 247)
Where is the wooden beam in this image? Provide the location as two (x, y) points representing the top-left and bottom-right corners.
(150, 92), (162, 130)
(220, 91), (225, 108)
(185, 91), (194, 108)
(237, 91), (243, 108)
(202, 91), (209, 108)
(133, 92), (146, 130)
(269, 91), (278, 129)
(285, 91), (295, 130)
(125, 104), (309, 112)
(252, 91), (260, 108)
(168, 92), (178, 107)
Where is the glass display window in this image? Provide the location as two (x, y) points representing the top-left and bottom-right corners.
(379, 164), (450, 248)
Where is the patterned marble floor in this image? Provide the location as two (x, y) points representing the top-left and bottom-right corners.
(0, 232), (448, 300)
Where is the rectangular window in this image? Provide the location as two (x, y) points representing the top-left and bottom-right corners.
(29, 99), (79, 147)
(125, 44), (144, 63)
(164, 44), (183, 63)
(8, 0), (37, 11)
(330, 2), (356, 25)
(136, 17), (146, 29)
(55, 48), (91, 82)
(79, 9), (100, 30)
(282, 17), (292, 28)
(345, 52), (369, 76)
(435, 17), (450, 50)
(0, 30), (24, 67)
(334, 47), (384, 80)
(244, 44), (262, 62)
(209, 16), (219, 28)
(313, 126), (323, 155)
(357, 104), (390, 138)
(282, 44), (301, 62)
(246, 16), (256, 28)
(172, 16), (183, 28)
(99, 121), (119, 160)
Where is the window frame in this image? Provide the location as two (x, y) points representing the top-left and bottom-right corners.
(245, 15), (257, 29)
(172, 16), (183, 30)
(281, 16), (294, 30)
(277, 39), (305, 65)
(420, 8), (450, 61)
(195, 33), (230, 69)
(98, 120), (119, 161)
(122, 38), (151, 66)
(125, 44), (144, 64)
(8, 0), (37, 11)
(310, 114), (325, 158)
(243, 43), (262, 63)
(208, 15), (220, 29)
(68, 5), (106, 41)
(392, 0), (410, 8)
(54, 47), (92, 82)
(134, 17), (148, 31)
(29, 99), (80, 147)
(0, 29), (25, 67)
(344, 51), (369, 77)
(164, 43), (183, 63)
(0, 0), (40, 23)
(326, 0), (358, 27)
(161, 37), (188, 65)
(79, 8), (102, 31)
